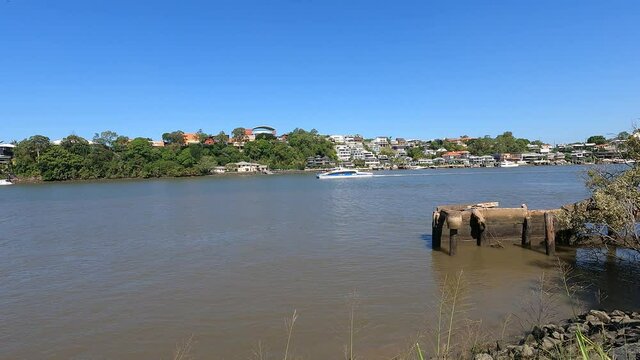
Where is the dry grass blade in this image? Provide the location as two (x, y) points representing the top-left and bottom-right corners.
(283, 309), (298, 360)
(173, 334), (195, 360)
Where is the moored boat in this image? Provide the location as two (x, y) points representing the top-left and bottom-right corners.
(316, 168), (374, 179)
(498, 161), (519, 168)
(0, 179), (13, 186)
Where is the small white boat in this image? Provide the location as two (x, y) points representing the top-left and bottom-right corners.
(498, 161), (519, 168)
(316, 168), (374, 179)
(0, 179), (13, 186)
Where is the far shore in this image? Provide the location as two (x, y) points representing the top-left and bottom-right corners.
(5, 164), (586, 185)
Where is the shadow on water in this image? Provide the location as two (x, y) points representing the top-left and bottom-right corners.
(420, 234), (432, 249)
(558, 248), (640, 310)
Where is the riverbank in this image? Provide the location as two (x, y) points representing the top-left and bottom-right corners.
(473, 309), (640, 359)
(6, 164), (585, 185)
(7, 168), (314, 185)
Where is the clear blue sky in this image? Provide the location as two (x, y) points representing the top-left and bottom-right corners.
(1, 0), (639, 144)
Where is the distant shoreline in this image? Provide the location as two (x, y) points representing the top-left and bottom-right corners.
(6, 164), (584, 185)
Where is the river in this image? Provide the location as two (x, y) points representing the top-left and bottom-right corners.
(1, 166), (638, 359)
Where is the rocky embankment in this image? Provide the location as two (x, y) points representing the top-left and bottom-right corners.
(474, 310), (640, 359)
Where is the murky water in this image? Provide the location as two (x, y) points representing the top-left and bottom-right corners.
(1, 166), (637, 359)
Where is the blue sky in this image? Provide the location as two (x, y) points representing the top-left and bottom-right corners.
(1, 0), (639, 143)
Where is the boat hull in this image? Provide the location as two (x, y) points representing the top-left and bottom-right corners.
(316, 173), (374, 179)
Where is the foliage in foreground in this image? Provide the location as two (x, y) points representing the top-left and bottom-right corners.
(562, 134), (640, 254)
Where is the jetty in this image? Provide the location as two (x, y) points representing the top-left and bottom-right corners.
(431, 202), (570, 256)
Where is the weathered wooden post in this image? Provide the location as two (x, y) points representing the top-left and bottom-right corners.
(432, 211), (442, 250)
(470, 209), (487, 246)
(446, 211), (463, 256)
(544, 211), (556, 255)
(522, 211), (532, 248)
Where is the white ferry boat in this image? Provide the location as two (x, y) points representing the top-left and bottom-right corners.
(316, 168), (374, 179)
(498, 161), (519, 168)
(0, 179), (13, 186)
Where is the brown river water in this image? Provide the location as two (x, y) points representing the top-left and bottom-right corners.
(1, 166), (638, 359)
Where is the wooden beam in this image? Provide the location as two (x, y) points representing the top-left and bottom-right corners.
(432, 211), (442, 250)
(449, 229), (458, 256)
(470, 209), (488, 246)
(522, 212), (532, 248)
(544, 212), (556, 256)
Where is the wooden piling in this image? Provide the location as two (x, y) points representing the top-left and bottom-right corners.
(470, 209), (487, 246)
(445, 211), (463, 256)
(521, 212), (532, 248)
(544, 212), (556, 256)
(432, 211), (442, 250)
(449, 229), (458, 256)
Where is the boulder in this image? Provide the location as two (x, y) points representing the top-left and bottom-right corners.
(612, 343), (640, 360)
(474, 354), (494, 360)
(589, 310), (612, 324)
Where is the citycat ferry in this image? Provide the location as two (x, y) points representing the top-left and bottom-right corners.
(316, 168), (374, 179)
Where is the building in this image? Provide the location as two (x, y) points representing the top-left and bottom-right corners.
(149, 140), (165, 147)
(335, 145), (352, 162)
(234, 162), (268, 173)
(252, 125), (277, 137)
(306, 155), (335, 168)
(442, 151), (470, 161)
(497, 153), (523, 162)
(182, 133), (200, 144)
(521, 152), (547, 164)
(0, 143), (15, 163)
(372, 137), (390, 148)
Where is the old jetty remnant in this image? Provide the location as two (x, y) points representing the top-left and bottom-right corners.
(431, 202), (569, 256)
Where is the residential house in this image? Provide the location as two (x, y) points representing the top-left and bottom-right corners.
(234, 161), (268, 173)
(0, 143), (15, 163)
(335, 145), (352, 162)
(372, 137), (390, 148)
(306, 155), (334, 168)
(252, 125), (276, 137)
(497, 153), (523, 162)
(150, 140), (165, 147)
(182, 133), (200, 144)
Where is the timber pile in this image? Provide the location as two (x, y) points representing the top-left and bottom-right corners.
(432, 202), (570, 256)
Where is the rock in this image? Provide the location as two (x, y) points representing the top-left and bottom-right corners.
(620, 318), (640, 327)
(524, 334), (537, 346)
(589, 310), (612, 324)
(474, 354), (494, 360)
(612, 343), (640, 360)
(541, 337), (559, 351)
(611, 310), (626, 317)
(522, 344), (535, 358)
(566, 323), (588, 335)
(532, 326), (545, 341)
(551, 331), (563, 340)
(586, 314), (599, 323)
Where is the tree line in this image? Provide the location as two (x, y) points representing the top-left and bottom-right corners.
(10, 128), (335, 181)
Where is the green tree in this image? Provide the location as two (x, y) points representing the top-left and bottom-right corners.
(563, 138), (640, 253)
(617, 131), (631, 140)
(467, 136), (495, 156)
(61, 135), (91, 156)
(406, 146), (425, 160)
(15, 135), (51, 162)
(379, 147), (396, 158)
(214, 131), (229, 144)
(162, 131), (185, 145)
(232, 127), (246, 140)
(587, 135), (607, 145)
(93, 131), (119, 148)
(37, 146), (84, 181)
